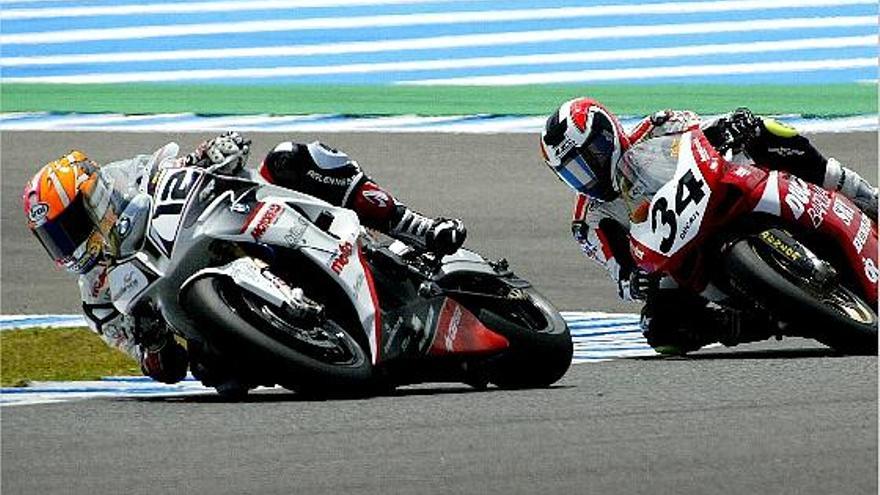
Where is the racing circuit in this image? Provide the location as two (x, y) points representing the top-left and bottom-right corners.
(1, 130), (877, 494)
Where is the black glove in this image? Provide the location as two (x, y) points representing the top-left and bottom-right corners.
(716, 108), (762, 153)
(618, 268), (658, 301)
(426, 218), (467, 256)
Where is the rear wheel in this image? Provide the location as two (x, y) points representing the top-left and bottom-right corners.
(183, 276), (373, 392)
(474, 288), (573, 388)
(724, 237), (877, 355)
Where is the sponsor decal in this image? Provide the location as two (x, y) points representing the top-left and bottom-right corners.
(429, 300), (508, 355)
(444, 304), (463, 352)
(784, 177), (811, 219)
(555, 137), (576, 159)
(198, 179), (215, 203)
(231, 202), (250, 214)
(251, 204), (283, 240)
(670, 136), (681, 158)
(110, 264), (150, 307)
(28, 202), (49, 224)
(733, 167), (752, 178)
(691, 137), (709, 163)
(382, 316), (406, 356)
(91, 267), (108, 298)
(864, 257), (879, 284)
(832, 198), (856, 226)
(760, 230), (802, 262)
(362, 189), (390, 208)
(306, 169), (351, 187)
(283, 216), (309, 247)
(116, 216), (131, 238)
(767, 147), (805, 157)
(806, 188), (832, 228)
(678, 208), (701, 240)
(330, 241), (353, 274)
(352, 273), (366, 295)
(117, 271), (139, 298)
(853, 213), (871, 254)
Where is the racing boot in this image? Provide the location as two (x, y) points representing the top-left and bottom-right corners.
(139, 336), (188, 384)
(388, 205), (467, 256)
(824, 158), (878, 219)
(640, 290), (718, 355)
(349, 180), (467, 255)
(712, 307), (777, 347)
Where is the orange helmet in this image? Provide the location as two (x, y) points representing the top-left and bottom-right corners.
(23, 151), (104, 273)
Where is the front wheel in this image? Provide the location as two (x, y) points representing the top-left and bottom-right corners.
(183, 276), (373, 391)
(723, 237), (877, 355)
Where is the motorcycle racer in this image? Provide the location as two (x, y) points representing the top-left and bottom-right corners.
(540, 98), (878, 353)
(23, 133), (467, 386)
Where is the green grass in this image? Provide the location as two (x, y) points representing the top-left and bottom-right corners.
(0, 327), (140, 387)
(1, 83), (876, 117)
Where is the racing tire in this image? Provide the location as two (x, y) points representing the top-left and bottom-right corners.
(477, 289), (573, 389)
(183, 276), (373, 391)
(723, 238), (877, 355)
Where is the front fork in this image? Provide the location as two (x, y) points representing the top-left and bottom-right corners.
(182, 255), (324, 324)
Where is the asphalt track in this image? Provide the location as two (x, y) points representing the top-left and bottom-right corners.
(1, 131), (878, 494)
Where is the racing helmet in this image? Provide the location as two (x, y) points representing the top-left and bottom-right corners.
(540, 97), (630, 201)
(22, 151), (106, 273)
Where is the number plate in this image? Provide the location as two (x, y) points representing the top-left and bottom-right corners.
(630, 133), (711, 256)
(148, 167), (203, 257)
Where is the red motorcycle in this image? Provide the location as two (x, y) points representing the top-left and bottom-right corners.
(616, 128), (878, 354)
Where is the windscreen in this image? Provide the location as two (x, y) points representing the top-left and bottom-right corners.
(614, 134), (682, 218)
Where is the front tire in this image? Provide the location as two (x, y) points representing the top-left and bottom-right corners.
(183, 276), (373, 391)
(723, 238), (877, 355)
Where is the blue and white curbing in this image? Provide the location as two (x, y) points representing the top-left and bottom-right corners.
(1, 112), (876, 134)
(1, 311), (654, 405)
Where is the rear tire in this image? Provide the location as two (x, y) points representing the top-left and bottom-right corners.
(477, 289), (573, 388)
(183, 276), (373, 391)
(724, 238), (877, 355)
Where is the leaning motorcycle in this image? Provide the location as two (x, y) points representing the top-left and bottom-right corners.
(615, 128), (877, 355)
(99, 143), (572, 397)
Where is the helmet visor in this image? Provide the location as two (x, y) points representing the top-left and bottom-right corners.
(555, 127), (615, 194)
(555, 151), (599, 192)
(31, 193), (96, 268)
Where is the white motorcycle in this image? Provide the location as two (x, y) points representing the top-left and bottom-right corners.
(100, 144), (572, 397)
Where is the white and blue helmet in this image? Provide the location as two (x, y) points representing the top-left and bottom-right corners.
(540, 97), (628, 201)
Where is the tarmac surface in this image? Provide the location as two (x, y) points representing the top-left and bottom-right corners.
(1, 131), (878, 494)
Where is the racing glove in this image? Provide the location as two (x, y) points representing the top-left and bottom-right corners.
(180, 131), (251, 174)
(617, 268), (657, 301)
(714, 108), (762, 153)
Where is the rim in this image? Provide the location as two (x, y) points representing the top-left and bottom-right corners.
(220, 280), (362, 366)
(754, 245), (875, 325)
(821, 286), (876, 325)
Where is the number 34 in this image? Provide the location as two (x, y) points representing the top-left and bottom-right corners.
(650, 170), (706, 253)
